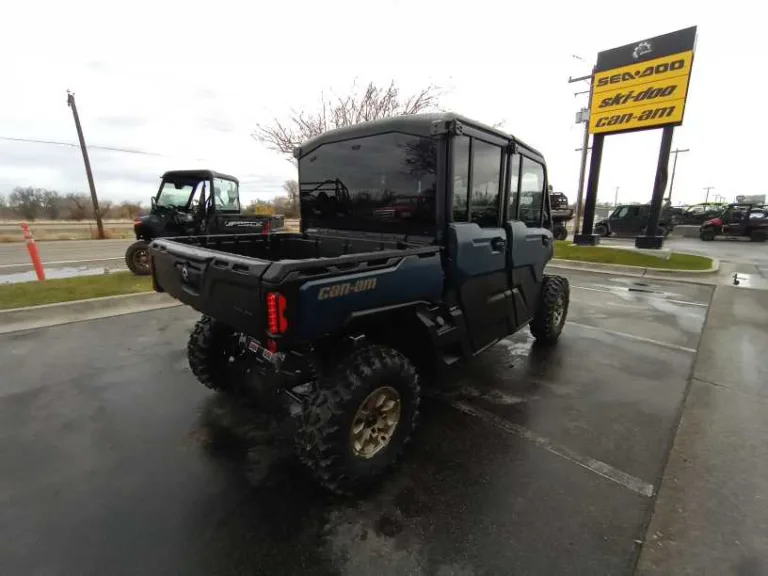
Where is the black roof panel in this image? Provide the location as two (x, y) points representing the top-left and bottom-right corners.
(295, 112), (544, 161)
(162, 169), (239, 184)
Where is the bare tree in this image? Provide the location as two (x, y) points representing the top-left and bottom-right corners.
(64, 192), (90, 220)
(254, 81), (441, 161)
(41, 190), (62, 219)
(9, 187), (43, 220)
(0, 194), (12, 220)
(283, 180), (299, 210)
(117, 201), (144, 220)
(96, 200), (114, 220)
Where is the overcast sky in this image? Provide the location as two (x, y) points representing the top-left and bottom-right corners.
(0, 0), (764, 207)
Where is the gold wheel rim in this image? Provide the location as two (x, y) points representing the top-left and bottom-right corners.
(350, 386), (401, 459)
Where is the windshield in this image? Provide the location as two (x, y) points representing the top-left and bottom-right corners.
(298, 132), (437, 235)
(213, 178), (240, 212)
(156, 182), (195, 208)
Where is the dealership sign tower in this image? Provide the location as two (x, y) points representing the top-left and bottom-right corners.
(575, 26), (697, 248)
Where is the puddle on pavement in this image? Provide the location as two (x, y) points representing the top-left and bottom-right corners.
(594, 277), (681, 300)
(0, 266), (120, 284)
(727, 273), (768, 291)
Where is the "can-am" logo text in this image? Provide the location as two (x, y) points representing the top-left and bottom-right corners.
(317, 278), (378, 300)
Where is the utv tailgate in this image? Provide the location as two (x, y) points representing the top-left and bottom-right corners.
(150, 238), (270, 334)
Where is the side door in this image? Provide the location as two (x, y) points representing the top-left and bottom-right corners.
(447, 134), (510, 352)
(504, 151), (552, 331)
(636, 205), (651, 233)
(723, 206), (749, 236)
(613, 206), (638, 234)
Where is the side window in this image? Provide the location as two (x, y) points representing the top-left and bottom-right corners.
(519, 157), (545, 226)
(638, 205), (650, 218)
(615, 206), (629, 218)
(452, 136), (470, 222)
(470, 140), (502, 227)
(508, 153), (521, 220)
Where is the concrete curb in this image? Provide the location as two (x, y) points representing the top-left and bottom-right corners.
(548, 258), (721, 286)
(550, 256), (720, 275)
(0, 291), (182, 334)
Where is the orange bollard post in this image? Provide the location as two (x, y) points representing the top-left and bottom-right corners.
(20, 222), (46, 281)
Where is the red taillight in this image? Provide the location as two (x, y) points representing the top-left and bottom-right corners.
(267, 339), (278, 353)
(261, 219), (272, 235)
(134, 219), (142, 226)
(266, 292), (288, 334)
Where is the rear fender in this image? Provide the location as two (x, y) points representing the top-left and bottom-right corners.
(293, 252), (444, 342)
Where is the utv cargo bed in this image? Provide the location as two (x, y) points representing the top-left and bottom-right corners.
(150, 232), (442, 338)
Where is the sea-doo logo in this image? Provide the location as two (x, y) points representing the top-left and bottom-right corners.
(632, 41), (652, 60)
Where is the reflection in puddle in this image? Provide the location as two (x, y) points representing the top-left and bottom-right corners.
(0, 266), (119, 284)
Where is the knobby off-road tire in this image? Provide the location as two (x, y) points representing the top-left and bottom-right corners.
(595, 224), (609, 237)
(553, 225), (568, 241)
(530, 275), (570, 345)
(125, 240), (151, 275)
(297, 345), (420, 495)
(699, 228), (716, 241)
(188, 316), (242, 392)
(750, 229), (767, 242)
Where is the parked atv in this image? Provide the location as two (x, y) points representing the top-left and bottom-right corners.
(127, 170), (284, 275)
(699, 204), (768, 242)
(550, 190), (574, 241)
(150, 113), (569, 494)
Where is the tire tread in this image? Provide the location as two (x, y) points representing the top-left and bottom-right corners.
(297, 345), (420, 495)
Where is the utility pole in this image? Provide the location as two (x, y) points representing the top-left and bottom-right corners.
(569, 68), (594, 236)
(704, 186), (715, 203)
(614, 186), (620, 207)
(66, 91), (104, 239)
(667, 147), (690, 203)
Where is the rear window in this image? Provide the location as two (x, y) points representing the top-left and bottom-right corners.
(299, 133), (437, 236)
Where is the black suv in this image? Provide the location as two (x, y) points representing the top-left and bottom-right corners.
(595, 203), (673, 237)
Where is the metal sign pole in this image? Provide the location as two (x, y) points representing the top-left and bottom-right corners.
(636, 125), (674, 249)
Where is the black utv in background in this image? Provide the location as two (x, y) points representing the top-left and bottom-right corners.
(127, 170), (284, 274)
(672, 202), (726, 226)
(594, 203), (674, 238)
(700, 204), (768, 242)
(150, 113), (570, 494)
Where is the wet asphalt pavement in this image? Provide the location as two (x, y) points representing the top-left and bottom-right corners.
(0, 270), (712, 575)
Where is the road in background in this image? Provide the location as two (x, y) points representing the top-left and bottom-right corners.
(0, 239), (133, 277)
(0, 220), (300, 280)
(0, 270), (711, 575)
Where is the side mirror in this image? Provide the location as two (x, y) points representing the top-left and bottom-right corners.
(151, 196), (156, 209)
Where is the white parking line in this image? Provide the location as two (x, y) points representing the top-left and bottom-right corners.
(566, 321), (697, 354)
(451, 400), (655, 498)
(0, 257), (124, 269)
(572, 285), (708, 307)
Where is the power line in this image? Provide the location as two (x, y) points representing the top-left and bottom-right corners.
(0, 135), (175, 158)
